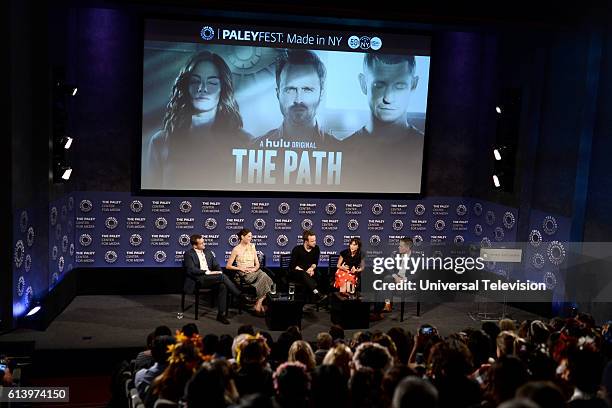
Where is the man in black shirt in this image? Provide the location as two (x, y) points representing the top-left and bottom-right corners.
(289, 230), (327, 303)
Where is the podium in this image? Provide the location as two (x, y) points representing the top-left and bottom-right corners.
(330, 292), (370, 329)
(265, 293), (305, 330)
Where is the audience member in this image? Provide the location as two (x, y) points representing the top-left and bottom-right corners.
(315, 332), (333, 365)
(109, 315), (612, 408)
(181, 323), (199, 338)
(322, 343), (354, 380)
(145, 331), (205, 407)
(182, 359), (239, 407)
(392, 376), (438, 408)
(234, 334), (274, 398)
(135, 335), (176, 397)
(273, 361), (310, 408)
(516, 381), (566, 408)
(329, 324), (345, 343)
(288, 340), (317, 371)
(311, 364), (349, 408)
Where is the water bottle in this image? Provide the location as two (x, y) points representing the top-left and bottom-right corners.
(347, 281), (355, 295)
(288, 283), (295, 300)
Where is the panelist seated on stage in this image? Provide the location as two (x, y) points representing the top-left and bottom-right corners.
(289, 230), (327, 303)
(371, 236), (415, 321)
(183, 234), (246, 325)
(226, 228), (274, 316)
(334, 237), (365, 294)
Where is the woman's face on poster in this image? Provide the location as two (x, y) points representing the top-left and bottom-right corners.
(188, 60), (221, 113)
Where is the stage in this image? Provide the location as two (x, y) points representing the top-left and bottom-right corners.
(0, 295), (545, 350)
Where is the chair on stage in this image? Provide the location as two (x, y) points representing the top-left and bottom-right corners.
(327, 253), (341, 293)
(258, 253), (277, 282)
(225, 253), (275, 314)
(278, 253), (291, 286)
(323, 253), (341, 309)
(180, 262), (217, 320)
(281, 253), (320, 309)
(280, 252), (304, 292)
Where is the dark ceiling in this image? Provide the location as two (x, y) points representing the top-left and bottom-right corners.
(59, 0), (611, 31)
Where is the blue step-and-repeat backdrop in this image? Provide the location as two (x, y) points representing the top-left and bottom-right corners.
(69, 193), (517, 268)
(12, 191), (573, 319)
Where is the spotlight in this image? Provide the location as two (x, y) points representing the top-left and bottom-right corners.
(61, 167), (72, 180)
(53, 156), (73, 183)
(55, 81), (78, 97)
(492, 173), (503, 188)
(495, 106), (502, 114)
(19, 300), (51, 330)
(61, 136), (73, 150)
(26, 305), (41, 317)
(493, 146), (508, 161)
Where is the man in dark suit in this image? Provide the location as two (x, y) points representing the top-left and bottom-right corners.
(184, 234), (245, 324)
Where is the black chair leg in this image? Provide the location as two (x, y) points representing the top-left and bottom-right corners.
(181, 293), (185, 312)
(400, 301), (405, 322)
(195, 292), (199, 320)
(416, 301), (420, 317)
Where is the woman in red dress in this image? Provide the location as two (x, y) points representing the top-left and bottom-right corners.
(334, 238), (365, 294)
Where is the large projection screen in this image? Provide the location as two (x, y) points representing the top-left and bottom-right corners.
(141, 20), (431, 194)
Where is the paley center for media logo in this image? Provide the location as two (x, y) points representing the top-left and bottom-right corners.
(348, 35), (382, 50)
(201, 26), (215, 41)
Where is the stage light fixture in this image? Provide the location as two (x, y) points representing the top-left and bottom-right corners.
(61, 167), (72, 180)
(493, 174), (501, 188)
(62, 136), (73, 150)
(55, 80), (78, 97)
(26, 305), (41, 317)
(493, 146), (508, 161)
